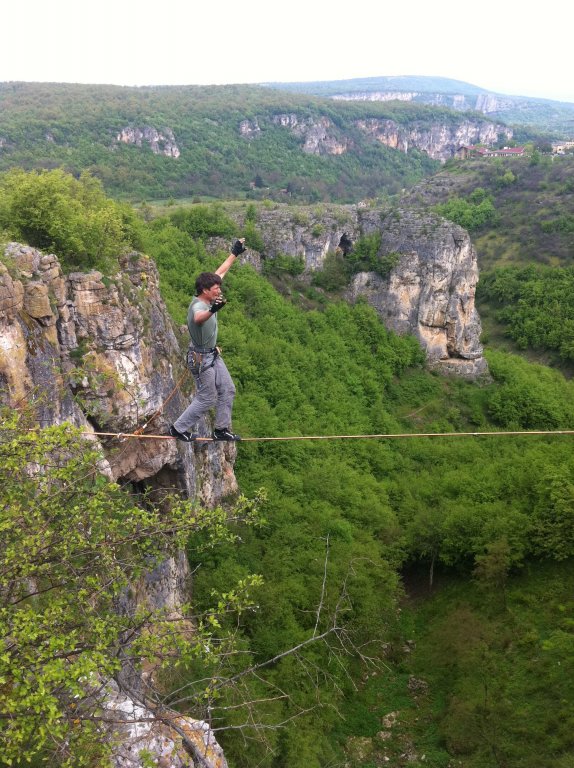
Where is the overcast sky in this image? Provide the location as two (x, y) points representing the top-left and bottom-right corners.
(2, 0), (574, 104)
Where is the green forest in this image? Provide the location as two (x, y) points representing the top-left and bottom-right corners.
(0, 81), (500, 202)
(1, 167), (574, 767)
(146, 201), (574, 768)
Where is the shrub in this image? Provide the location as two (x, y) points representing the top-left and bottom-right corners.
(169, 202), (236, 240)
(0, 168), (141, 272)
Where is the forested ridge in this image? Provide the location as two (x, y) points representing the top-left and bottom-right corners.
(2, 166), (573, 767)
(0, 81), (494, 202)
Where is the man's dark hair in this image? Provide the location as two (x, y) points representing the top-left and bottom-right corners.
(195, 272), (222, 295)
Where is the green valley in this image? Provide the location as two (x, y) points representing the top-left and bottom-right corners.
(1, 75), (574, 767)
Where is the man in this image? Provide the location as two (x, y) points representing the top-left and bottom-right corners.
(169, 238), (246, 443)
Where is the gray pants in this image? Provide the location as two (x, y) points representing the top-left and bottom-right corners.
(174, 352), (236, 433)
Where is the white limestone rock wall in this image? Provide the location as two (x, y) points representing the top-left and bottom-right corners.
(117, 126), (180, 158)
(227, 203), (488, 379)
(347, 209), (488, 378)
(354, 117), (512, 162)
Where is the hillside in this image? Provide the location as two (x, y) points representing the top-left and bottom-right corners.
(0, 81), (516, 202)
(142, 205), (574, 768)
(401, 154), (574, 269)
(267, 75), (574, 136)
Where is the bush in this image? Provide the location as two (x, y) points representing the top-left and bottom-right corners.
(169, 202), (236, 240)
(263, 252), (305, 277)
(435, 188), (497, 232)
(0, 168), (141, 272)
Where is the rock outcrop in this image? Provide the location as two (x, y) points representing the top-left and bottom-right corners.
(0, 242), (235, 767)
(332, 89), (519, 116)
(354, 117), (512, 162)
(240, 112), (509, 162)
(230, 203), (487, 378)
(347, 209), (488, 378)
(0, 242), (236, 497)
(270, 113), (350, 155)
(117, 126), (181, 158)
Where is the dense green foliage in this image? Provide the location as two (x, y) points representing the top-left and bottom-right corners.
(142, 212), (574, 767)
(338, 560), (574, 768)
(0, 168), (144, 272)
(434, 187), (497, 232)
(0, 411), (264, 766)
(0, 82), (464, 203)
(3, 167), (574, 766)
(478, 265), (574, 362)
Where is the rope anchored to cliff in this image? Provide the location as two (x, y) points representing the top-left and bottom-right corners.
(51, 428), (574, 443)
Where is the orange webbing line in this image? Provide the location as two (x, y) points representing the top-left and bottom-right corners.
(49, 429), (574, 442)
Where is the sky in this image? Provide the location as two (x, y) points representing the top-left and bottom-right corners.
(2, 0), (574, 104)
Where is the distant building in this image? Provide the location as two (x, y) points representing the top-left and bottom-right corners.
(456, 145), (526, 159)
(455, 144), (490, 159)
(552, 141), (574, 154)
(487, 147), (526, 157)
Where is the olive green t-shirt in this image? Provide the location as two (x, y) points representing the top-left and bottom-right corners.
(187, 297), (218, 348)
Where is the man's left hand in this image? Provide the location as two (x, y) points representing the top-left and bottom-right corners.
(209, 297), (227, 313)
(231, 239), (247, 257)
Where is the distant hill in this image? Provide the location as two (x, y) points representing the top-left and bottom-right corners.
(264, 75), (488, 97)
(0, 81), (509, 203)
(264, 75), (574, 136)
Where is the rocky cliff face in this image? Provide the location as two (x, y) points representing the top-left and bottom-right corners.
(354, 117), (512, 162)
(117, 125), (181, 157)
(0, 242), (236, 497)
(347, 209), (487, 378)
(242, 112), (510, 162)
(0, 242), (233, 767)
(233, 203), (487, 378)
(332, 89), (519, 116)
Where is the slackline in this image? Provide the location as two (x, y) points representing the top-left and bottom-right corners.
(41, 429), (574, 442)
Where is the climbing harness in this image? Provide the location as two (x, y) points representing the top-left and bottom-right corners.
(132, 346), (221, 437)
(186, 345), (220, 377)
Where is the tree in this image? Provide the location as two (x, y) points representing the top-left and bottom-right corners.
(0, 410), (265, 766)
(531, 467), (574, 560)
(473, 537), (512, 610)
(0, 169), (142, 272)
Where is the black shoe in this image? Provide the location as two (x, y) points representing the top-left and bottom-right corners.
(212, 427), (241, 441)
(169, 425), (197, 442)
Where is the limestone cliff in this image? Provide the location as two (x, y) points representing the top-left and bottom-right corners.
(117, 125), (181, 158)
(332, 89), (519, 116)
(347, 209), (488, 378)
(241, 112), (509, 162)
(0, 242), (233, 767)
(353, 117), (512, 162)
(231, 203), (487, 379)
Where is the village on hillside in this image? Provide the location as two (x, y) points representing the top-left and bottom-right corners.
(456, 140), (574, 159)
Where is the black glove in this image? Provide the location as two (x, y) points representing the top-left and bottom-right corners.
(231, 239), (247, 257)
(209, 297), (227, 314)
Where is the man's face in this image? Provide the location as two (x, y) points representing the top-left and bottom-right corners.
(204, 283), (222, 302)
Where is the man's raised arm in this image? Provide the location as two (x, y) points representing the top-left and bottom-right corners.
(215, 238), (247, 278)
